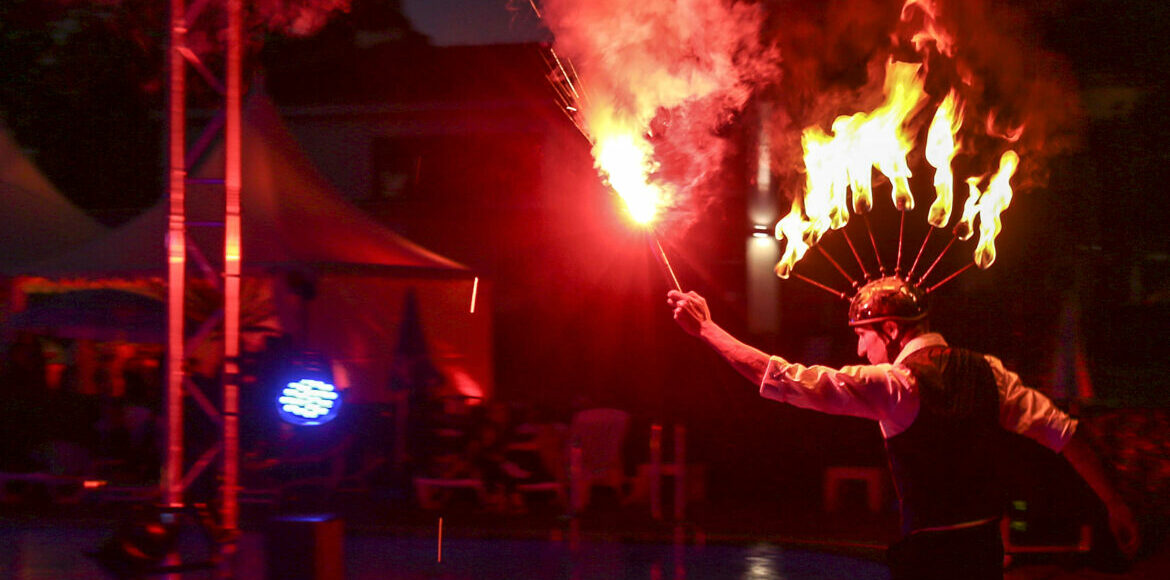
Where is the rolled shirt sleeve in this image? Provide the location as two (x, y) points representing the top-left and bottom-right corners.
(756, 344), (1077, 449)
(987, 355), (1078, 452)
(759, 356), (916, 424)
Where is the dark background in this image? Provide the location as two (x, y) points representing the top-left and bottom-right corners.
(2, 0), (1168, 506)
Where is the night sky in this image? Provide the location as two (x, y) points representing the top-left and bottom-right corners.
(401, 0), (548, 46)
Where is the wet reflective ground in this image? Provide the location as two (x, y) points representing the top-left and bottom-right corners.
(345, 535), (889, 580)
(0, 519), (889, 579)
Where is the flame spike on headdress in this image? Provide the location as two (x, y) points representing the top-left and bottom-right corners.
(907, 227), (933, 280)
(925, 261), (976, 294)
(862, 214), (887, 276)
(794, 272), (849, 301)
(917, 231), (958, 286)
(841, 228), (872, 281)
(895, 210), (906, 276)
(816, 244), (861, 289)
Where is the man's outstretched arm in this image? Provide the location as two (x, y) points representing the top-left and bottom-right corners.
(668, 290), (770, 386)
(1060, 429), (1141, 559)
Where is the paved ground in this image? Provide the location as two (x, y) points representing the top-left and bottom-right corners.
(1, 490), (1167, 578)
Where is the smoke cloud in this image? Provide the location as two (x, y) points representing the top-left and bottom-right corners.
(537, 0), (780, 229)
(254, 0), (353, 36)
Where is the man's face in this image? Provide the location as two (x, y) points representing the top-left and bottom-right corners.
(854, 324), (891, 364)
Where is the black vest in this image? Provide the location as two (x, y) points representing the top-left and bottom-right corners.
(885, 346), (1006, 534)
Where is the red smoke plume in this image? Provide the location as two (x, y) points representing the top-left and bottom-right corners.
(537, 0), (780, 229)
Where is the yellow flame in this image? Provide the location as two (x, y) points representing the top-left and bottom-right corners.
(956, 176), (982, 241)
(773, 200), (810, 279)
(872, 60), (928, 212)
(801, 127), (851, 240)
(924, 91), (962, 228)
(806, 61), (925, 219)
(777, 60), (927, 277)
(954, 150), (1018, 269)
(973, 150), (1018, 268)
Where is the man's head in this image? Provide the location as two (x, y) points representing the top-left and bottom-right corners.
(848, 276), (929, 364)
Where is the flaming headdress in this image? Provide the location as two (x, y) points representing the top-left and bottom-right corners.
(772, 0), (1029, 303)
(777, 64), (1020, 300)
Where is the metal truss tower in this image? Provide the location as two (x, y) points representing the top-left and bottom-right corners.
(166, 0), (243, 563)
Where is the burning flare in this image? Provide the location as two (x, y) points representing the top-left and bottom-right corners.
(595, 130), (669, 225)
(536, 0), (775, 228)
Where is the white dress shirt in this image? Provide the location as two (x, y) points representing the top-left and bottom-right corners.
(759, 332), (1077, 451)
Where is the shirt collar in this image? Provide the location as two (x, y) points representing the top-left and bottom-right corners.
(894, 332), (947, 365)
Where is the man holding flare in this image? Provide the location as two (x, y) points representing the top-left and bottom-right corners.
(667, 276), (1139, 579)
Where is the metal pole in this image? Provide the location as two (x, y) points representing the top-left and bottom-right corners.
(222, 0), (243, 534)
(673, 425), (685, 522)
(165, 0), (187, 511)
(650, 423), (662, 520)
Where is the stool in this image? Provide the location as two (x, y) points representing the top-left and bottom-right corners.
(266, 514), (344, 580)
(823, 466), (884, 513)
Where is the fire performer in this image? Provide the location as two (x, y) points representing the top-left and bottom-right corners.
(667, 276), (1139, 579)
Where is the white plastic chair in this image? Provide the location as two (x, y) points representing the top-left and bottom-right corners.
(567, 408), (630, 512)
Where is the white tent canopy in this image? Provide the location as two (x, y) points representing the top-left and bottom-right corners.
(10, 94), (492, 403)
(0, 121), (106, 274)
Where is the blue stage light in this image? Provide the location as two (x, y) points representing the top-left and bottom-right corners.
(278, 379), (341, 425)
(275, 352), (343, 426)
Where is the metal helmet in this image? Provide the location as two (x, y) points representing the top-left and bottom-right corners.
(848, 276), (928, 327)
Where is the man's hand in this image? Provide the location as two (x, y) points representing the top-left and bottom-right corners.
(1060, 431), (1142, 560)
(666, 289), (771, 386)
(667, 290), (711, 337)
(1107, 497), (1140, 559)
